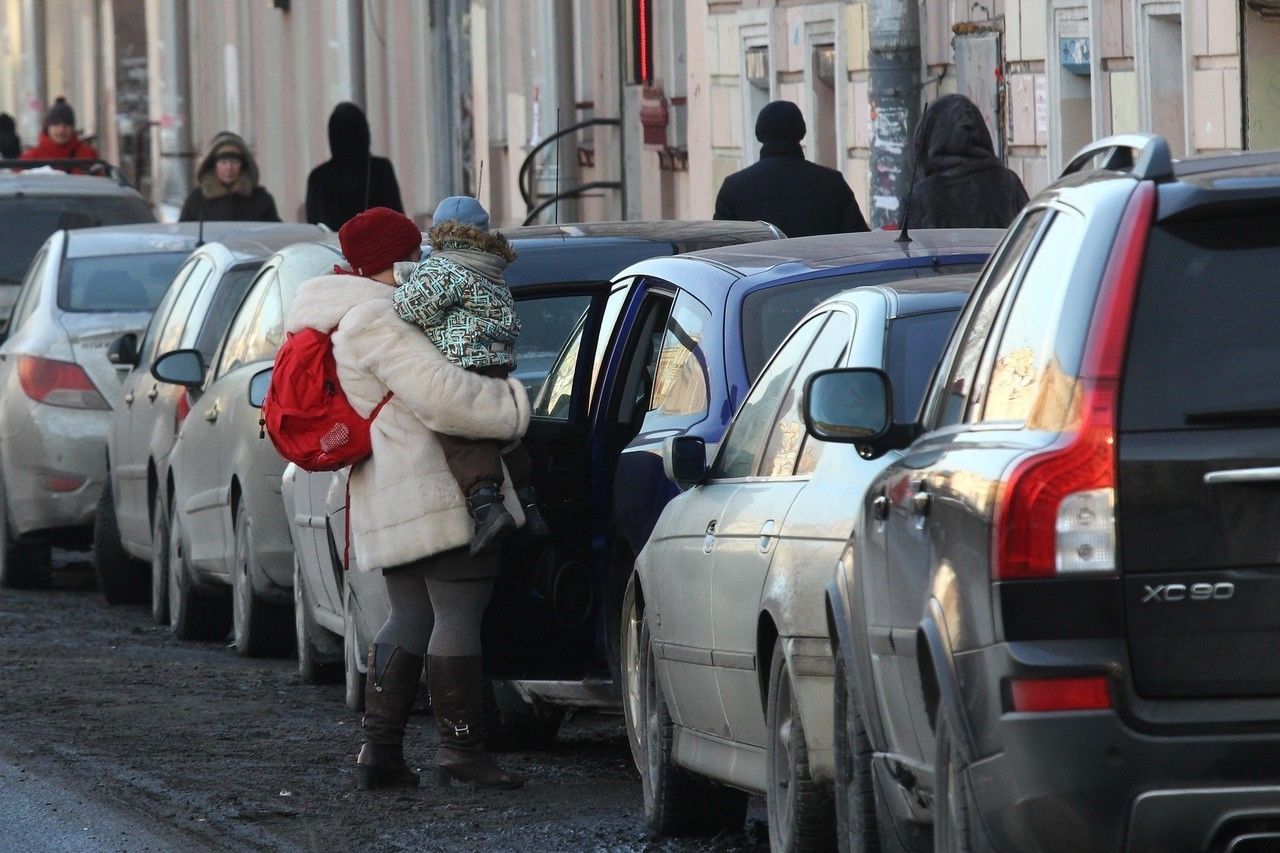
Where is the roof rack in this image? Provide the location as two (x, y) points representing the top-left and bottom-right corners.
(0, 158), (131, 188)
(1060, 134), (1174, 182)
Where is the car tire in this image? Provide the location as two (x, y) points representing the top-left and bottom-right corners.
(231, 501), (293, 658)
(835, 647), (912, 853)
(933, 713), (976, 853)
(0, 473), (51, 590)
(167, 507), (230, 642)
(767, 641), (837, 852)
(93, 480), (149, 605)
(483, 680), (565, 751)
(635, 588), (748, 838)
(619, 572), (647, 774)
(294, 555), (340, 684)
(343, 583), (366, 712)
(149, 494), (170, 625)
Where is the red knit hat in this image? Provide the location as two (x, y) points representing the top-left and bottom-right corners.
(336, 207), (422, 277)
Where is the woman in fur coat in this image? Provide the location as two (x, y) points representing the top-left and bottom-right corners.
(179, 132), (281, 222)
(285, 207), (529, 792)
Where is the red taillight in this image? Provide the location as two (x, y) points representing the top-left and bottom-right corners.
(174, 391), (191, 434)
(17, 356), (109, 410)
(992, 183), (1155, 580)
(1010, 676), (1111, 712)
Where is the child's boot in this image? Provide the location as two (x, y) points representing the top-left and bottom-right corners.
(516, 486), (551, 540)
(466, 484), (516, 556)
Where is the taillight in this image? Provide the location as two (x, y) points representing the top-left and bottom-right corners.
(174, 391), (191, 434)
(17, 356), (109, 410)
(1010, 676), (1111, 712)
(993, 182), (1155, 580)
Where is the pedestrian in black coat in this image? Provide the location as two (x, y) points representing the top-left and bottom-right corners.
(715, 100), (868, 238)
(902, 94), (1029, 229)
(179, 132), (281, 222)
(0, 113), (21, 159)
(305, 103), (404, 230)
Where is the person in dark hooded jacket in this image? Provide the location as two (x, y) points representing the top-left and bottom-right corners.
(902, 94), (1029, 229)
(0, 113), (22, 160)
(305, 103), (403, 229)
(715, 100), (868, 238)
(179, 132), (280, 222)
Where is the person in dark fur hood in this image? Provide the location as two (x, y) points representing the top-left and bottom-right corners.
(0, 113), (21, 159)
(392, 196), (549, 558)
(305, 102), (403, 229)
(902, 94), (1029, 229)
(179, 131), (280, 222)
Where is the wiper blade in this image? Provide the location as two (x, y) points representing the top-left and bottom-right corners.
(1185, 406), (1280, 426)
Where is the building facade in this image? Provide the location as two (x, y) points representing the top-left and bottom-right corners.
(2, 0), (1276, 228)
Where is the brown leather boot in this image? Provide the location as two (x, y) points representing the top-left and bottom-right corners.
(356, 644), (423, 790)
(428, 655), (525, 789)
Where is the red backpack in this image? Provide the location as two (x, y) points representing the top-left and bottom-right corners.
(261, 327), (391, 472)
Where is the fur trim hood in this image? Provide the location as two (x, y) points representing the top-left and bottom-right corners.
(427, 221), (517, 263)
(195, 131), (261, 199)
(286, 274), (391, 334)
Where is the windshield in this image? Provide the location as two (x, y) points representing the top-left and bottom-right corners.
(0, 196), (154, 284)
(58, 252), (190, 313)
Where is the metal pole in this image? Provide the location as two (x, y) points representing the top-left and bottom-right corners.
(146, 0), (194, 214)
(18, 0), (47, 143)
(868, 0), (921, 229)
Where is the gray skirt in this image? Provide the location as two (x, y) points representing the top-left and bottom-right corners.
(381, 546), (499, 582)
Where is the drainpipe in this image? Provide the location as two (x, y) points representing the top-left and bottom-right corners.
(868, 0), (921, 228)
(347, 0), (366, 109)
(18, 0), (46, 144)
(146, 0), (194, 215)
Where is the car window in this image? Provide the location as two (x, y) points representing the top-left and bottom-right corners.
(526, 293), (595, 418)
(0, 195), (153, 286)
(589, 279), (633, 410)
(885, 310), (961, 423)
(215, 274), (274, 379)
(925, 209), (1048, 429)
(740, 263), (983, 381)
(1122, 217), (1280, 431)
(710, 313), (826, 480)
(138, 257), (199, 366)
(190, 264), (264, 362)
(648, 292), (712, 425)
(609, 290), (675, 428)
(978, 210), (1086, 426)
(57, 251), (190, 313)
(763, 311), (852, 478)
(7, 247), (48, 336)
(150, 258), (214, 362)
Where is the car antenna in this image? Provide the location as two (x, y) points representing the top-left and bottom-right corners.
(554, 107), (562, 227)
(475, 160), (484, 199)
(196, 208), (206, 249)
(896, 100), (929, 245)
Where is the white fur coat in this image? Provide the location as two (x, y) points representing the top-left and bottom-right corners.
(286, 274), (529, 572)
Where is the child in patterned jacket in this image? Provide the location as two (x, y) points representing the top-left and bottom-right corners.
(392, 196), (548, 556)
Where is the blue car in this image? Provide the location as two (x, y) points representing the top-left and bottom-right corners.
(481, 228), (1003, 710)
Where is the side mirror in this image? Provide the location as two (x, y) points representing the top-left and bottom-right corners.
(108, 332), (139, 367)
(248, 367), (272, 408)
(151, 349), (205, 389)
(803, 368), (893, 443)
(663, 435), (706, 490)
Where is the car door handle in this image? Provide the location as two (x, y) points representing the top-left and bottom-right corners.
(147, 385), (159, 403)
(1204, 466), (1280, 485)
(204, 406), (219, 423)
(758, 519), (777, 553)
(124, 391), (134, 407)
(872, 494), (888, 521)
(703, 520), (717, 554)
(912, 491), (931, 516)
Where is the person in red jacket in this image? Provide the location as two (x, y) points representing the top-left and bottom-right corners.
(21, 97), (99, 169)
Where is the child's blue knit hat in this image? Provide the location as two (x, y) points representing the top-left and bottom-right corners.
(433, 196), (490, 230)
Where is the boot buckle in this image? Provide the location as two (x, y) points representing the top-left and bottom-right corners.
(452, 722), (470, 737)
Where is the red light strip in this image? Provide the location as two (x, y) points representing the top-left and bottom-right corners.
(638, 0), (650, 83)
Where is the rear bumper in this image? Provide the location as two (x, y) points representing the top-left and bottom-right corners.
(957, 642), (1280, 852)
(4, 404), (109, 536)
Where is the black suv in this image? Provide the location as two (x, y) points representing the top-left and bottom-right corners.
(816, 135), (1280, 851)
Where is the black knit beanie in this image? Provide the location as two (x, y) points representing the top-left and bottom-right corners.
(46, 97), (75, 128)
(755, 100), (806, 143)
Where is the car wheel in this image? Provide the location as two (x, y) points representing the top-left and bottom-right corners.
(483, 680), (566, 751)
(933, 713), (976, 853)
(636, 590), (748, 837)
(0, 475), (51, 590)
(835, 647), (911, 853)
(231, 501), (293, 658)
(149, 494), (170, 625)
(767, 641), (837, 852)
(343, 583), (366, 712)
(619, 572), (647, 773)
(167, 507), (230, 642)
(294, 555), (340, 684)
(93, 480), (149, 604)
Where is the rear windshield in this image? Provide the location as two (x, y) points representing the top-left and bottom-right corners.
(887, 310), (960, 422)
(58, 252), (190, 313)
(1121, 217), (1280, 431)
(0, 196), (154, 285)
(741, 263), (982, 380)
